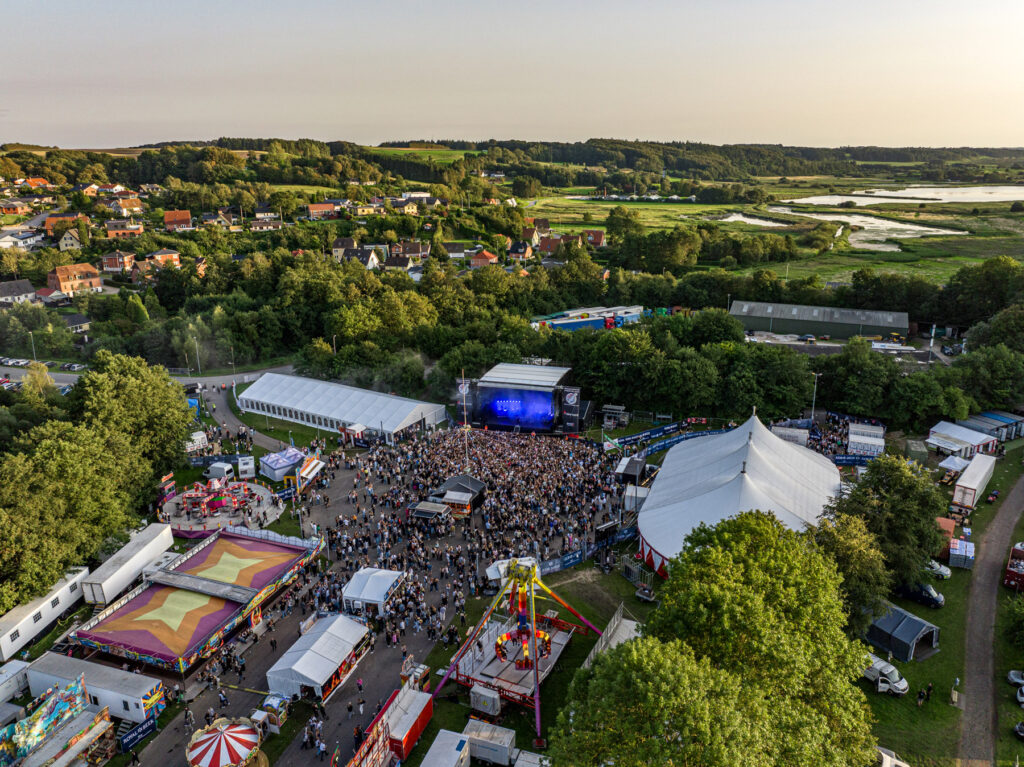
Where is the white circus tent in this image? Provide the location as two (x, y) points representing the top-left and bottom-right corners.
(638, 414), (841, 576)
(186, 720), (261, 767)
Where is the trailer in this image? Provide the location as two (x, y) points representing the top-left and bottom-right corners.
(953, 454), (997, 510)
(81, 524), (173, 606)
(1005, 542), (1024, 590)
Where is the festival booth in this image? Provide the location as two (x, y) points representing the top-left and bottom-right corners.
(343, 568), (407, 618)
(186, 719), (262, 767)
(248, 694), (289, 738)
(259, 447), (305, 483)
(285, 453), (325, 494)
(185, 431), (209, 454)
(265, 615), (369, 703)
(429, 475), (486, 519)
(384, 681), (433, 761)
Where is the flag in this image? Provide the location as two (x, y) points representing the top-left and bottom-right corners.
(602, 432), (621, 452)
(330, 746), (340, 767)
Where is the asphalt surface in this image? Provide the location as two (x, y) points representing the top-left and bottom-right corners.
(0, 363), (292, 388)
(958, 464), (1024, 766)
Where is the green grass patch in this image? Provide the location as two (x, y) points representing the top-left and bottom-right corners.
(22, 604), (93, 660)
(364, 147), (479, 165)
(229, 382), (327, 449)
(262, 700), (314, 765)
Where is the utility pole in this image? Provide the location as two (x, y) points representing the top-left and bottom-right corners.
(810, 372), (821, 423)
(194, 337), (202, 375)
(28, 331), (36, 362)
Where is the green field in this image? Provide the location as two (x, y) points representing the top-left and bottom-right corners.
(364, 147), (479, 164)
(270, 183), (342, 195)
(523, 196), (740, 231)
(230, 382), (329, 449)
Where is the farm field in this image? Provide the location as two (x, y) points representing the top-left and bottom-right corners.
(523, 196), (740, 231)
(270, 183), (340, 195)
(364, 146), (479, 164)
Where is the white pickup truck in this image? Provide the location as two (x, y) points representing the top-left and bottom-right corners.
(864, 653), (909, 696)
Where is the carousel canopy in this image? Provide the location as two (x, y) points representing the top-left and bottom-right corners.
(187, 721), (261, 767)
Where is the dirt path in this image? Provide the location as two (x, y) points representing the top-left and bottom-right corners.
(958, 468), (1024, 766)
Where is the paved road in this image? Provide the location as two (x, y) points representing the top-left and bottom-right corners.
(203, 384), (285, 452)
(0, 363), (292, 388)
(959, 461), (1024, 766)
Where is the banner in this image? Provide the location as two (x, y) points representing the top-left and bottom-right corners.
(645, 428), (729, 456)
(833, 454), (872, 466)
(561, 387), (581, 434)
(617, 422), (681, 447)
(188, 454), (248, 467)
(118, 715), (157, 752)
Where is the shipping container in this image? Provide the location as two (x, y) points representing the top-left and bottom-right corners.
(953, 454), (997, 509)
(81, 524), (173, 606)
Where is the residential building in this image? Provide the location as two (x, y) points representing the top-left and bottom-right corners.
(48, 263), (102, 296)
(250, 218), (282, 232)
(101, 250), (136, 273)
(70, 183), (99, 197)
(44, 212), (89, 237)
(147, 248), (181, 268)
(105, 219), (144, 239)
(338, 248), (381, 270)
(509, 241), (533, 261)
(105, 198), (143, 217)
(521, 227), (540, 247)
(332, 237), (357, 259)
(97, 184), (126, 195)
(383, 255), (412, 271)
(469, 250), (499, 269)
(350, 203), (382, 217)
(163, 209), (193, 232)
(533, 218), (551, 233)
(0, 568), (89, 662)
(63, 313), (91, 333)
(0, 231), (43, 249)
(0, 279), (36, 305)
(253, 203), (277, 219)
(35, 287), (67, 305)
(582, 229), (607, 247)
(390, 241), (430, 260)
(58, 229), (82, 252)
(561, 234), (583, 248)
(442, 242), (469, 259)
(307, 202), (334, 220)
(388, 199), (420, 215)
(139, 183), (165, 196)
(20, 177), (51, 189)
(0, 199), (31, 216)
(537, 236), (563, 254)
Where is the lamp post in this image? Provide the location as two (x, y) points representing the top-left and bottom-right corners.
(332, 335), (337, 354)
(28, 331), (36, 362)
(810, 372), (821, 423)
(194, 337), (201, 375)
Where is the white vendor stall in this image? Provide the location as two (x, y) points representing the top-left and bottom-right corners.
(260, 446), (305, 482)
(265, 614), (369, 702)
(342, 568), (407, 618)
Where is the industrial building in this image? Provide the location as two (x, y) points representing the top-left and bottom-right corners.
(729, 301), (909, 338)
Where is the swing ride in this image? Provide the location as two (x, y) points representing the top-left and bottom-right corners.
(431, 557), (601, 745)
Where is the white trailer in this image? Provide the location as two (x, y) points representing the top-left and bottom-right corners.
(0, 661), (29, 703)
(81, 524), (173, 606)
(953, 453), (997, 509)
(0, 568), (89, 662)
(421, 730), (471, 767)
(28, 653), (163, 724)
(462, 720), (515, 765)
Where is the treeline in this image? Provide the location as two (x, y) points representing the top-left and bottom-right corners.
(0, 353), (191, 612)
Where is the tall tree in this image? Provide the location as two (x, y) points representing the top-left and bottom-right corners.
(646, 512), (876, 767)
(814, 513), (890, 636)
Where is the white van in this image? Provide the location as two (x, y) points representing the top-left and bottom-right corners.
(876, 746), (911, 767)
(863, 654), (909, 696)
(203, 461), (234, 480)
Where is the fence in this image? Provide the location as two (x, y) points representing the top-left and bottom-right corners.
(536, 526), (639, 576)
(582, 602), (626, 670)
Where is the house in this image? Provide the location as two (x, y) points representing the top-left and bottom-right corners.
(509, 241), (533, 261)
(63, 313), (91, 333)
(538, 236), (563, 254)
(350, 203), (382, 217)
(70, 183), (99, 197)
(383, 255), (412, 271)
(495, 235), (512, 250)
(139, 183), (165, 196)
(560, 234), (583, 248)
(0, 230), (43, 249)
(442, 242), (469, 259)
(20, 177), (51, 189)
(533, 218), (551, 233)
(324, 198), (351, 212)
(58, 229), (82, 252)
(105, 219), (143, 239)
(35, 287), (67, 305)
(21, 193), (54, 205)
(47, 263), (102, 296)
(388, 199), (420, 215)
(250, 218), (282, 232)
(97, 183), (126, 195)
(101, 250), (135, 273)
(147, 248), (181, 268)
(195, 256), (207, 277)
(201, 210), (233, 228)
(307, 202), (334, 220)
(332, 237), (357, 259)
(105, 197), (143, 216)
(253, 203), (277, 219)
(163, 209), (193, 232)
(44, 212), (89, 237)
(130, 260), (156, 283)
(0, 279), (36, 305)
(469, 250), (499, 269)
(390, 241), (430, 260)
(521, 227), (540, 247)
(0, 199), (31, 216)
(339, 248), (381, 270)
(582, 229), (607, 248)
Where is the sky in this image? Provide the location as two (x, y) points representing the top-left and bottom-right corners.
(4, 0), (1023, 149)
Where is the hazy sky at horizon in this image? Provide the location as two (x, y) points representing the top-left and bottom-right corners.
(4, 0), (1023, 148)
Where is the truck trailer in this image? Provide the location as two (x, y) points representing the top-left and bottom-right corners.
(81, 524), (173, 606)
(953, 453), (997, 509)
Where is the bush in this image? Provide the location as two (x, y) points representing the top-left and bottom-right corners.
(1006, 594), (1024, 649)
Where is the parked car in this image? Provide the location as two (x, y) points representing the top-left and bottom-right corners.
(1016, 684), (1024, 707)
(1008, 669), (1024, 686)
(68, 363), (86, 372)
(863, 653), (909, 696)
(42, 360), (57, 367)
(925, 559), (951, 580)
(897, 582), (945, 608)
(1015, 720), (1024, 741)
(60, 362), (73, 370)
(798, 334), (816, 343)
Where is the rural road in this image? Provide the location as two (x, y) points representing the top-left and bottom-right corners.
(958, 462), (1024, 766)
(0, 363), (292, 388)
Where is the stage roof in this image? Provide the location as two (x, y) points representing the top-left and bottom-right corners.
(478, 363), (570, 390)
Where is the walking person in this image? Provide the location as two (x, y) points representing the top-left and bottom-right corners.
(358, 698), (365, 716)
(347, 700), (354, 719)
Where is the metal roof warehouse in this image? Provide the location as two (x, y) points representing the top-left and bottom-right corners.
(238, 373), (447, 443)
(729, 301), (909, 337)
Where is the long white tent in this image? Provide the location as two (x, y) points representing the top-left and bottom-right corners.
(638, 415), (841, 576)
(238, 373), (446, 443)
(265, 614), (368, 701)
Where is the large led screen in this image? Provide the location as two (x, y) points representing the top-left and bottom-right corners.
(478, 387), (555, 430)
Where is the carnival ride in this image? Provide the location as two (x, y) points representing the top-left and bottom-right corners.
(432, 558), (601, 745)
(180, 479), (256, 518)
(187, 719), (264, 767)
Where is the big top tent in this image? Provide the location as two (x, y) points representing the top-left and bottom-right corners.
(187, 719), (262, 767)
(638, 414), (841, 576)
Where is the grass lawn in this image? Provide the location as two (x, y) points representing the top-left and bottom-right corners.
(263, 700), (314, 765)
(269, 184), (339, 196)
(869, 440), (1024, 766)
(402, 561), (656, 766)
(266, 510), (303, 538)
(523, 196), (738, 232)
(22, 604), (93, 660)
(364, 147), (479, 165)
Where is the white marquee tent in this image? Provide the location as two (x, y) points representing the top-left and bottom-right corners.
(265, 614), (368, 701)
(638, 415), (841, 576)
(342, 568), (407, 617)
(238, 373), (447, 444)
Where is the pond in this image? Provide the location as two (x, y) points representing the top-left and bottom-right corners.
(785, 185), (1024, 207)
(768, 207), (966, 252)
(715, 213), (791, 227)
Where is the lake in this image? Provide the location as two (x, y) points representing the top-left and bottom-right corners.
(768, 207), (965, 252)
(785, 185), (1024, 207)
(715, 213), (791, 227)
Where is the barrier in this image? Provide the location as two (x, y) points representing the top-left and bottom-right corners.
(644, 428), (729, 456)
(833, 454), (871, 466)
(119, 715), (157, 752)
(188, 454), (248, 467)
(617, 422), (682, 447)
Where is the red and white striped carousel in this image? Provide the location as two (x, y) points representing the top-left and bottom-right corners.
(186, 719), (263, 767)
